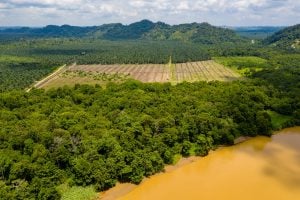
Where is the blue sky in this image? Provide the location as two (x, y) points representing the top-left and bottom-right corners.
(0, 0), (299, 26)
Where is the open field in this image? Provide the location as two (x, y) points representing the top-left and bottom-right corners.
(40, 61), (240, 89)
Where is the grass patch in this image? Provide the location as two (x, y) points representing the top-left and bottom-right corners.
(172, 154), (182, 165)
(267, 110), (292, 130)
(0, 55), (37, 63)
(213, 56), (268, 76)
(58, 184), (98, 200)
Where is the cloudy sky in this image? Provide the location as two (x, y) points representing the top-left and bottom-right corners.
(0, 0), (299, 26)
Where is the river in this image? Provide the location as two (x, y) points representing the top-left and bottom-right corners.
(111, 127), (300, 200)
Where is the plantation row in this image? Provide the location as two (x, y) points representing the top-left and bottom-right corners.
(72, 61), (240, 83)
(0, 39), (220, 91)
(0, 37), (292, 91)
(174, 61), (240, 82)
(0, 39), (211, 64)
(69, 64), (170, 83)
(40, 61), (240, 89)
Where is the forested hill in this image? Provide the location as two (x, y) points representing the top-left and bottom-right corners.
(264, 24), (300, 49)
(0, 20), (243, 44)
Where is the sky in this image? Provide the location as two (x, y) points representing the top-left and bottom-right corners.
(0, 0), (299, 26)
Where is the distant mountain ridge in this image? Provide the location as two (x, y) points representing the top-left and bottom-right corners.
(264, 24), (300, 49)
(0, 20), (244, 44)
(230, 26), (285, 39)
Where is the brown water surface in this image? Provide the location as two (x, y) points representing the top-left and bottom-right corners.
(119, 127), (300, 200)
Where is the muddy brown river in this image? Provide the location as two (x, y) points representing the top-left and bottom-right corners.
(117, 127), (300, 200)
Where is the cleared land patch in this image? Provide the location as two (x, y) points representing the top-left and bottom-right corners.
(40, 61), (240, 89)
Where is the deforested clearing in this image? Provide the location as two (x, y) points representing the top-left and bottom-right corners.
(41, 60), (240, 89)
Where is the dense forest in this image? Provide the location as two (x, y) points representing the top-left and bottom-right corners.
(0, 74), (299, 199)
(0, 21), (299, 199)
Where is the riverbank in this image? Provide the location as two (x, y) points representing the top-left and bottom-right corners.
(99, 156), (200, 200)
(99, 127), (300, 200)
(99, 136), (256, 200)
(99, 136), (253, 200)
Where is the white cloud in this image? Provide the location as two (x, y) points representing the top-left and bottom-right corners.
(0, 0), (299, 26)
(177, 1), (190, 11)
